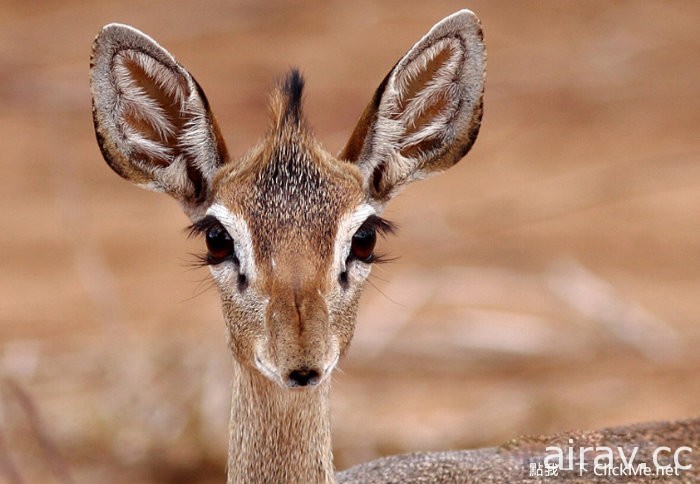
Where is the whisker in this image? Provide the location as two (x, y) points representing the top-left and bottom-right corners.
(182, 276), (217, 302)
(366, 276), (405, 309)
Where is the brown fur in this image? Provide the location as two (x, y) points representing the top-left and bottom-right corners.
(91, 12), (700, 484)
(339, 417), (700, 482)
(113, 10), (700, 484)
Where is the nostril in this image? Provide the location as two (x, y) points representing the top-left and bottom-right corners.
(287, 368), (321, 387)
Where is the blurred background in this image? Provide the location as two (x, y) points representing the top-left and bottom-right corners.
(0, 0), (698, 482)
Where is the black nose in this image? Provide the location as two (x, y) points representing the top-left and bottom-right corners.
(287, 368), (321, 387)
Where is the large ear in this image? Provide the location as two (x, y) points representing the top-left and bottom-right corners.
(340, 10), (486, 207)
(90, 23), (229, 220)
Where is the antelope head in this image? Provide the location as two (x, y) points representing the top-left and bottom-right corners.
(90, 10), (485, 390)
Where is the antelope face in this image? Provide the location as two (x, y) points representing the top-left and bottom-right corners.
(190, 82), (389, 387)
(90, 11), (485, 389)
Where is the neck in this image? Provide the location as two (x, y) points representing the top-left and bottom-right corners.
(227, 360), (335, 484)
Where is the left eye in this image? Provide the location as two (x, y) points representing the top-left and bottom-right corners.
(349, 225), (377, 263)
(205, 223), (234, 263)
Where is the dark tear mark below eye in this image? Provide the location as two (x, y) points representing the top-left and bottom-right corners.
(339, 269), (349, 288)
(237, 272), (248, 292)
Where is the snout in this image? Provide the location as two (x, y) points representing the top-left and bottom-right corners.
(257, 276), (340, 388)
(254, 350), (339, 389)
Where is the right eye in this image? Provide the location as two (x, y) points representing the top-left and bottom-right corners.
(350, 224), (377, 263)
(345, 215), (395, 266)
(205, 223), (235, 264)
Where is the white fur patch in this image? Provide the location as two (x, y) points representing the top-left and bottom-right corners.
(207, 203), (257, 283)
(332, 203), (376, 276)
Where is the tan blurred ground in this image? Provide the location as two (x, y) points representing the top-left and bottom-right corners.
(0, 1), (698, 482)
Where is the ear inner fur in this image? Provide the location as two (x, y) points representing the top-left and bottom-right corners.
(90, 23), (229, 219)
(340, 10), (486, 205)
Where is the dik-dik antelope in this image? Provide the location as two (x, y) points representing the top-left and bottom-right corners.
(91, 9), (698, 483)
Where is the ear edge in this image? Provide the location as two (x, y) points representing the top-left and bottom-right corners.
(90, 23), (230, 218)
(92, 106), (145, 184)
(90, 23), (186, 185)
(339, 66), (394, 164)
(341, 9), (486, 205)
(390, 9), (485, 164)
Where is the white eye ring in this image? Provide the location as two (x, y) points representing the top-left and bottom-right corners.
(206, 203), (257, 284)
(332, 204), (376, 273)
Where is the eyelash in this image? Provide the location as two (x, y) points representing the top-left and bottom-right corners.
(362, 215), (397, 238)
(347, 215), (396, 265)
(187, 216), (238, 267)
(187, 215), (218, 238)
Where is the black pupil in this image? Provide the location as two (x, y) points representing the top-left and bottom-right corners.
(206, 225), (234, 261)
(351, 227), (377, 262)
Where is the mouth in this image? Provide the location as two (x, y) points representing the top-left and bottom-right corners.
(254, 354), (284, 386)
(253, 352), (340, 389)
(323, 352), (340, 375)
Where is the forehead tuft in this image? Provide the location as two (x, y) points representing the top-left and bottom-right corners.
(270, 69), (306, 131)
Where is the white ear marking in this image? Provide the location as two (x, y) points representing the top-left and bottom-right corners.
(112, 49), (188, 144)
